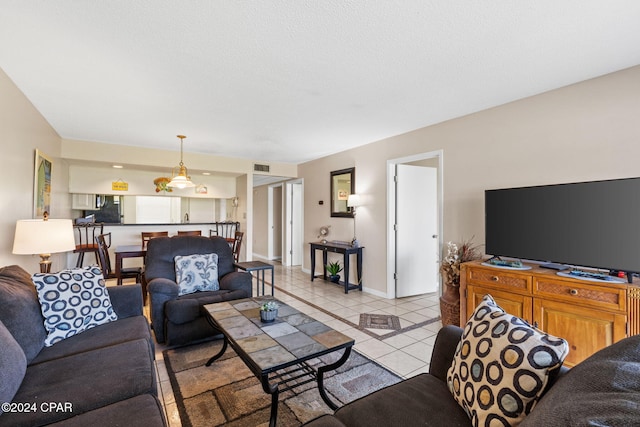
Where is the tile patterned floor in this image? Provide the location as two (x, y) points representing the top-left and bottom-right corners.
(146, 264), (442, 426)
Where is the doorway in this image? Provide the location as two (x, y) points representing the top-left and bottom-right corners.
(386, 150), (443, 299)
(284, 180), (303, 266)
(266, 180), (303, 266)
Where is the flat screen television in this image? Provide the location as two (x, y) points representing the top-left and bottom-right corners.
(485, 177), (640, 278)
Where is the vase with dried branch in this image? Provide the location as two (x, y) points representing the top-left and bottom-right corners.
(439, 238), (482, 326)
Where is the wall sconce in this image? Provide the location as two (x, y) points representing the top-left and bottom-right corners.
(12, 214), (76, 273)
(347, 194), (362, 247)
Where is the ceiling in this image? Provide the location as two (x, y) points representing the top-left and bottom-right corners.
(1, 1), (640, 164)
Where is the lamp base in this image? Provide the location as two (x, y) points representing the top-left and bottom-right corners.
(39, 254), (52, 273)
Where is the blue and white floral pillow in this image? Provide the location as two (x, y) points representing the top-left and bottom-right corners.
(174, 253), (220, 296)
(32, 266), (118, 347)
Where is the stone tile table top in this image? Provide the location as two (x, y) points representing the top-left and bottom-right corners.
(204, 297), (354, 372)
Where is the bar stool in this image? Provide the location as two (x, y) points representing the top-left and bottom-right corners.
(73, 222), (104, 267)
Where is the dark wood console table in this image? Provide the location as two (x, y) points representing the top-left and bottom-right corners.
(310, 241), (363, 293)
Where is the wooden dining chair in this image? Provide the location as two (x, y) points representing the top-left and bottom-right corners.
(96, 233), (143, 282)
(141, 231), (168, 248)
(177, 230), (202, 236)
(211, 221), (240, 240)
(73, 222), (104, 267)
(232, 231), (244, 263)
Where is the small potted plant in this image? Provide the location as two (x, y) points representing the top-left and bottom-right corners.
(325, 261), (343, 283)
(259, 300), (279, 323)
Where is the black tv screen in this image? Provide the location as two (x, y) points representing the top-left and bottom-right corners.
(485, 177), (640, 274)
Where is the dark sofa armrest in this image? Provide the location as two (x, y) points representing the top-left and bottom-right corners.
(220, 271), (253, 296)
(148, 278), (180, 343)
(107, 284), (144, 318)
(148, 277), (180, 297)
(428, 325), (464, 382)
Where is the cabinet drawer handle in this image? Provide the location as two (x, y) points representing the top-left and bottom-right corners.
(491, 276), (499, 282)
(569, 289), (578, 296)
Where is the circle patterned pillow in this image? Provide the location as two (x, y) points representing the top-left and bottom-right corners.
(32, 266), (117, 347)
(447, 294), (568, 426)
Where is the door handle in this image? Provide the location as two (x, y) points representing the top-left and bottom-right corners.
(432, 235), (438, 239)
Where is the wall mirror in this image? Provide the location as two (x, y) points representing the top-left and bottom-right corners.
(330, 167), (355, 218)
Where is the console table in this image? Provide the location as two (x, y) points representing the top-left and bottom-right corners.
(310, 241), (363, 293)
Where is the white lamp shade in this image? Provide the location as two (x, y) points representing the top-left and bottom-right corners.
(13, 219), (76, 255)
(167, 175), (195, 189)
(347, 194), (361, 207)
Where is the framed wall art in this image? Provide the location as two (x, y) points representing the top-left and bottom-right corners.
(34, 149), (52, 218)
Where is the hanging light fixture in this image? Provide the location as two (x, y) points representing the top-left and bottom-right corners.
(167, 135), (195, 189)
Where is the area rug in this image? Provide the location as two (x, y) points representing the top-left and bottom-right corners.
(359, 313), (401, 331)
(163, 339), (402, 427)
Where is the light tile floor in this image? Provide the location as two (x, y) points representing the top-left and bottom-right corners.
(144, 264), (442, 426)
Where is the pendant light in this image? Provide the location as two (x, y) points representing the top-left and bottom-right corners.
(167, 135), (195, 189)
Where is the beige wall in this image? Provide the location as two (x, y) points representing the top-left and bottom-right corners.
(253, 185), (269, 258)
(3, 63), (640, 282)
(235, 174), (249, 262)
(0, 69), (72, 271)
(299, 65), (640, 296)
(68, 165), (237, 198)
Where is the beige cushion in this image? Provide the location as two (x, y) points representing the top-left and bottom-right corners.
(447, 295), (568, 426)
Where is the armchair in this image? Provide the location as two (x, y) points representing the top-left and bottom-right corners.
(145, 235), (252, 345)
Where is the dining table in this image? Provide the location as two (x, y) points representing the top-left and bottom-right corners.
(114, 245), (147, 286)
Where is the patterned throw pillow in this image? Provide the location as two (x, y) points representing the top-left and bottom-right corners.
(447, 295), (568, 426)
(31, 266), (118, 347)
(174, 253), (219, 296)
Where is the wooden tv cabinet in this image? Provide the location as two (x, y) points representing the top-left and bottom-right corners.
(460, 260), (640, 367)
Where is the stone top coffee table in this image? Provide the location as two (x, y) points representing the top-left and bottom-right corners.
(203, 297), (354, 427)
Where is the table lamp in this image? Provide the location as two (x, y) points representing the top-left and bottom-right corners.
(12, 214), (76, 273)
(347, 194), (361, 247)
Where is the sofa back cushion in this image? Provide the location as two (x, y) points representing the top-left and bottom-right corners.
(0, 318), (27, 412)
(0, 265), (46, 362)
(145, 236), (234, 282)
(520, 333), (640, 426)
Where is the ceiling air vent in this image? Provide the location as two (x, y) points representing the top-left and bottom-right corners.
(254, 163), (270, 173)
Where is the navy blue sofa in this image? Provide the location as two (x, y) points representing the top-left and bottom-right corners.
(0, 265), (166, 426)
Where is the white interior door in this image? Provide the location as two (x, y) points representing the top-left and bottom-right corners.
(284, 181), (303, 266)
(396, 164), (438, 297)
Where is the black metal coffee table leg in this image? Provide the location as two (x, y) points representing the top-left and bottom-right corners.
(260, 374), (279, 427)
(205, 336), (228, 366)
(317, 346), (352, 410)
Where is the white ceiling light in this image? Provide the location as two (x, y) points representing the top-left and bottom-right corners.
(167, 135), (195, 189)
